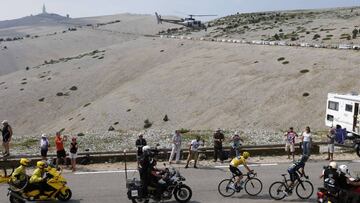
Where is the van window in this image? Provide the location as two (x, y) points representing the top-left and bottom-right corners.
(328, 101), (339, 111)
(327, 114), (334, 121)
(345, 104), (353, 112)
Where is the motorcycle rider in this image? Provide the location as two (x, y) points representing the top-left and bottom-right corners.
(229, 151), (253, 191)
(286, 155), (309, 195)
(338, 165), (360, 194)
(29, 161), (53, 197)
(11, 158), (30, 187)
(149, 159), (167, 201)
(138, 146), (152, 196)
(320, 161), (339, 193)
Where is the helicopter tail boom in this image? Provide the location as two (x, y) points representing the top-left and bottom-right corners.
(155, 12), (162, 24)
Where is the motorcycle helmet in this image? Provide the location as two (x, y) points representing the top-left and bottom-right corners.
(20, 158), (30, 166)
(329, 161), (337, 169)
(36, 161), (46, 169)
(242, 151), (250, 159)
(339, 165), (349, 174)
(142, 146), (151, 152)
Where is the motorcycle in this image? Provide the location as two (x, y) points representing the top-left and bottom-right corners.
(7, 166), (72, 203)
(317, 178), (360, 203)
(346, 133), (360, 157)
(355, 138), (360, 157)
(127, 166), (192, 203)
(317, 187), (339, 203)
(0, 167), (13, 184)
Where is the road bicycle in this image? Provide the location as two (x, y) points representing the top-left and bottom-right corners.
(218, 172), (263, 197)
(269, 173), (313, 200)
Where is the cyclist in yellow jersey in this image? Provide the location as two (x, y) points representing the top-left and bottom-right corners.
(229, 151), (253, 190)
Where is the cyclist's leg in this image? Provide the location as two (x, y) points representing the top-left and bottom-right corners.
(230, 165), (241, 185)
(289, 172), (298, 190)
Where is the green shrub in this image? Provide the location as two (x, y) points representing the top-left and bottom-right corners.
(144, 119), (152, 129)
(300, 69), (309, 73)
(313, 34), (321, 40)
(179, 128), (190, 134)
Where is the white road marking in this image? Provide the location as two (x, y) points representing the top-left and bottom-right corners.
(75, 170), (137, 175)
(260, 163), (278, 166)
(75, 163), (279, 174)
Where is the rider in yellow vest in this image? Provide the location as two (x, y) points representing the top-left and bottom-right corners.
(30, 161), (51, 196)
(229, 151), (253, 190)
(11, 158), (30, 185)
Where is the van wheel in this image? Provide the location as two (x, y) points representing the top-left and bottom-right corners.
(356, 145), (360, 157)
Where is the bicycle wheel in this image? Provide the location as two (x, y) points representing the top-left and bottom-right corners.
(295, 180), (313, 199)
(244, 177), (263, 196)
(269, 181), (287, 200)
(218, 179), (236, 197)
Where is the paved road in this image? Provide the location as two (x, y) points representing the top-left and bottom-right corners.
(1, 160), (359, 203)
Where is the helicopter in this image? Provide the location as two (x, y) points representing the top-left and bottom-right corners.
(155, 12), (216, 29)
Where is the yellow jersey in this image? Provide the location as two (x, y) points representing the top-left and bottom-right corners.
(29, 168), (45, 184)
(11, 165), (27, 182)
(230, 156), (246, 167)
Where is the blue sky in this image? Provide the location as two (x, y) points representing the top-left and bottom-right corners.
(0, 0), (359, 21)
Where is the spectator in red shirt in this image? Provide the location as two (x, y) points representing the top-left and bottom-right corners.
(284, 127), (298, 161)
(55, 132), (67, 168)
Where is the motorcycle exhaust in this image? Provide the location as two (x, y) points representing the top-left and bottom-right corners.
(8, 190), (26, 201)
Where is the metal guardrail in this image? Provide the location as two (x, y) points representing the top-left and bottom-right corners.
(0, 142), (337, 161)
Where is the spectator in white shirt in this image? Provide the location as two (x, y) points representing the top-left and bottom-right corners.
(301, 126), (312, 156)
(169, 130), (182, 164)
(185, 136), (202, 168)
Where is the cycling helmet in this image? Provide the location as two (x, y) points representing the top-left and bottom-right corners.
(20, 158), (30, 166)
(300, 155), (309, 163)
(329, 161), (337, 169)
(142, 146), (151, 152)
(242, 151), (250, 159)
(36, 161), (46, 169)
(339, 165), (349, 174)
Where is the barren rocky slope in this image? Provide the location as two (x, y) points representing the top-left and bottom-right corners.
(0, 9), (359, 144)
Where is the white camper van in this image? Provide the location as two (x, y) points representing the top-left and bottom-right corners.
(325, 93), (360, 135)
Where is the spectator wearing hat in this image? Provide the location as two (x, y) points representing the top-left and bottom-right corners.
(55, 132), (67, 168)
(40, 134), (50, 160)
(135, 133), (147, 158)
(231, 132), (243, 158)
(326, 128), (336, 161)
(69, 137), (78, 172)
(213, 128), (225, 163)
(1, 120), (13, 157)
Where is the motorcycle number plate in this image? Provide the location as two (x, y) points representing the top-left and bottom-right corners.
(131, 190), (138, 197)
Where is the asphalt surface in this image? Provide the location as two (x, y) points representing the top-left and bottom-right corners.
(1, 160), (359, 203)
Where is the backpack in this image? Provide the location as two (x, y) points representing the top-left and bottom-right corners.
(323, 167), (339, 193)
